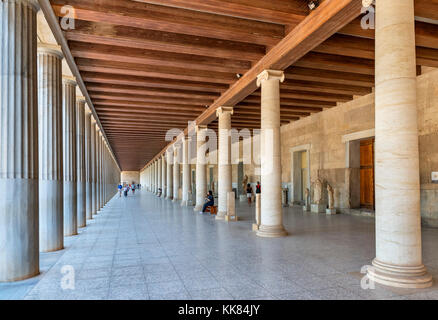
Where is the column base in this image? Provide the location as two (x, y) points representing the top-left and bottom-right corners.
(181, 200), (188, 207)
(166, 196), (173, 200)
(367, 258), (433, 289)
(256, 224), (287, 238)
(216, 212), (226, 220)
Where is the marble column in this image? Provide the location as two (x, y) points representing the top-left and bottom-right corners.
(76, 97), (86, 227)
(161, 154), (167, 198)
(90, 121), (97, 216)
(367, 0), (432, 288)
(62, 76), (78, 236)
(173, 145), (180, 202)
(194, 126), (208, 211)
(38, 43), (64, 251)
(256, 70), (287, 238)
(158, 157), (162, 196)
(0, 0), (40, 281)
(216, 107), (233, 219)
(85, 109), (93, 219)
(166, 150), (173, 200)
(94, 126), (100, 213)
(181, 137), (191, 206)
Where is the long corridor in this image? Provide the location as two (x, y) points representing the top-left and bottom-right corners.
(1, 189), (438, 300)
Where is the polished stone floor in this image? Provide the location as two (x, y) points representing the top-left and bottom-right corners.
(1, 189), (438, 300)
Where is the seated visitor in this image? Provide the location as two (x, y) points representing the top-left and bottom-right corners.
(200, 191), (214, 214)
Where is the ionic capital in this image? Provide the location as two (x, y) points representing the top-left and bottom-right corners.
(256, 69), (285, 87)
(216, 106), (234, 117)
(37, 43), (63, 59)
(62, 75), (77, 87)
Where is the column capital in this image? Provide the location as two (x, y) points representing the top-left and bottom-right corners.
(62, 75), (77, 87)
(37, 43), (63, 59)
(195, 125), (208, 133)
(76, 95), (86, 103)
(216, 106), (234, 117)
(256, 69), (285, 87)
(26, 0), (40, 12)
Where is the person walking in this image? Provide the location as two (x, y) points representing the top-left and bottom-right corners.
(256, 182), (261, 194)
(246, 183), (253, 206)
(132, 184), (136, 194)
(123, 185), (129, 198)
(118, 184), (122, 198)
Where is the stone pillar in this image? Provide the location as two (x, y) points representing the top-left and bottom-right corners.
(166, 150), (173, 200)
(95, 130), (101, 211)
(85, 109), (93, 219)
(161, 154), (167, 198)
(367, 0), (432, 288)
(76, 97), (86, 227)
(216, 107), (233, 219)
(62, 76), (78, 236)
(0, 0), (40, 281)
(256, 70), (287, 238)
(91, 121), (97, 216)
(194, 125), (207, 211)
(38, 43), (65, 251)
(173, 145), (180, 202)
(181, 137), (191, 206)
(158, 157), (162, 196)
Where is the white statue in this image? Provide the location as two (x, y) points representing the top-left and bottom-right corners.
(327, 184), (334, 209)
(313, 178), (323, 204)
(304, 188), (310, 206)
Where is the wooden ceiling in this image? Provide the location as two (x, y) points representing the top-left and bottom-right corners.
(50, 0), (438, 170)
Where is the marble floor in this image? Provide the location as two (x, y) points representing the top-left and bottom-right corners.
(1, 190), (438, 300)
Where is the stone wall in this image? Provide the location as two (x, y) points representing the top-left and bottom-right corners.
(280, 68), (438, 226)
(121, 171), (140, 185)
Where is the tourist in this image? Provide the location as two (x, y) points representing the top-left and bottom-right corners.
(256, 182), (261, 194)
(132, 184), (136, 194)
(118, 183), (122, 197)
(123, 185), (129, 197)
(200, 191), (214, 214)
(246, 183), (253, 205)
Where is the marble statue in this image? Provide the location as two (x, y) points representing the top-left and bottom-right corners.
(313, 178), (323, 204)
(304, 188), (310, 206)
(327, 184), (334, 209)
(242, 175), (248, 194)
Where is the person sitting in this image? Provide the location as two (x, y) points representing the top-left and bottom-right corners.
(157, 187), (162, 197)
(200, 191), (214, 214)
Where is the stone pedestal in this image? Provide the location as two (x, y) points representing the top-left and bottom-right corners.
(303, 204), (310, 212)
(326, 208), (337, 215)
(367, 0), (432, 289)
(38, 43), (64, 252)
(311, 204), (325, 214)
(0, 0), (40, 281)
(256, 70), (287, 238)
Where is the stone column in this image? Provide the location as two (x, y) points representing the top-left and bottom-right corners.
(194, 125), (207, 211)
(173, 145), (181, 202)
(76, 97), (86, 227)
(367, 0), (432, 288)
(85, 108), (93, 219)
(181, 137), (191, 206)
(166, 150), (173, 200)
(96, 130), (101, 211)
(0, 0), (40, 281)
(98, 134), (103, 209)
(62, 76), (78, 236)
(216, 107), (233, 219)
(161, 154), (167, 198)
(38, 43), (64, 251)
(90, 121), (97, 216)
(158, 157), (162, 196)
(256, 70), (287, 237)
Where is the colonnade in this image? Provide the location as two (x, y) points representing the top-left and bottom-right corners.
(0, 0), (121, 282)
(140, 0), (431, 289)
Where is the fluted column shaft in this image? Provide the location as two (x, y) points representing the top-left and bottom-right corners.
(158, 157), (162, 196)
(90, 122), (97, 215)
(161, 154), (167, 198)
(367, 0), (432, 289)
(62, 77), (77, 236)
(173, 145), (180, 202)
(166, 150), (173, 199)
(256, 70), (287, 238)
(181, 137), (191, 206)
(0, 0), (39, 281)
(84, 110), (93, 219)
(76, 98), (86, 227)
(38, 44), (64, 251)
(216, 107), (233, 219)
(194, 126), (207, 211)
(95, 127), (100, 212)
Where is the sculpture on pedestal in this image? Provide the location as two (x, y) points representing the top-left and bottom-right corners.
(327, 184), (334, 209)
(313, 178), (323, 204)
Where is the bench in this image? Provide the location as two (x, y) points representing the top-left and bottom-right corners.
(206, 206), (217, 215)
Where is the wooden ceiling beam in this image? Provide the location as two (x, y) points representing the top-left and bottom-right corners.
(51, 0), (284, 46)
(132, 0), (307, 25)
(89, 93), (213, 106)
(93, 100), (206, 111)
(76, 58), (236, 84)
(281, 80), (372, 96)
(81, 72), (228, 93)
(66, 20), (266, 62)
(249, 90), (353, 102)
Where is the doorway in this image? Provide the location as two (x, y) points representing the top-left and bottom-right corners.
(360, 138), (375, 209)
(291, 145), (311, 205)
